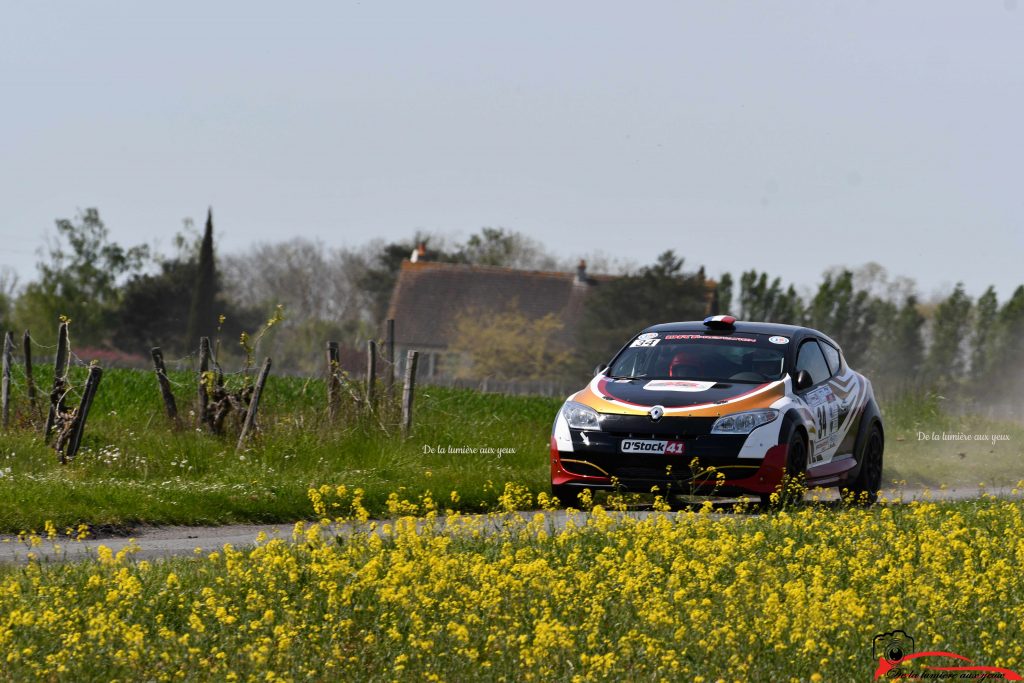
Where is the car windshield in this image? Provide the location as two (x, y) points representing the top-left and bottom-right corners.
(608, 333), (787, 383)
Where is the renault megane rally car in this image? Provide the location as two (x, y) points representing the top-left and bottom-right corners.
(550, 315), (884, 506)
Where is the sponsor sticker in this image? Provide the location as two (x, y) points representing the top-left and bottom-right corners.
(630, 338), (660, 348)
(806, 387), (830, 405)
(664, 334), (757, 343)
(643, 379), (716, 392)
(768, 335), (789, 344)
(621, 439), (685, 455)
(636, 332), (659, 340)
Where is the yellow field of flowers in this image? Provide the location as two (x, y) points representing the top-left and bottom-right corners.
(1, 485), (1022, 682)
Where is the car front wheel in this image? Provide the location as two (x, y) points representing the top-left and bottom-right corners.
(761, 429), (807, 508)
(551, 484), (585, 508)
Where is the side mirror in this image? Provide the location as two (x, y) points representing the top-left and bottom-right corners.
(593, 363), (608, 376)
(793, 369), (813, 391)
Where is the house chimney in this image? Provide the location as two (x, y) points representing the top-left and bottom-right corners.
(410, 241), (427, 263)
(575, 259), (587, 284)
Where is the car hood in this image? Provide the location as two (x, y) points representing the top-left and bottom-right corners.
(570, 376), (787, 417)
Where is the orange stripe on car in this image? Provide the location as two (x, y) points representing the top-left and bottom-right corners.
(571, 379), (787, 417)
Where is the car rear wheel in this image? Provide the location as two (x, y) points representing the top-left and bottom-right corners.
(844, 425), (883, 506)
(761, 429), (807, 508)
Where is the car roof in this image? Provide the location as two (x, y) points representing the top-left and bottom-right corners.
(642, 320), (840, 347)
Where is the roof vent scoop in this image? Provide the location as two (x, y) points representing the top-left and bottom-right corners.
(703, 314), (737, 330)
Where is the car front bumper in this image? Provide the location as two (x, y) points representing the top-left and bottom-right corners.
(549, 432), (788, 497)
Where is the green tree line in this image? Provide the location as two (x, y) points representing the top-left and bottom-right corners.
(2, 208), (1021, 403)
(720, 266), (1024, 398)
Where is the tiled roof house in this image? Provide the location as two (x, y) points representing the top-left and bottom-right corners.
(385, 259), (612, 379)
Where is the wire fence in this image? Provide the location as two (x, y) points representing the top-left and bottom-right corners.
(417, 375), (576, 398)
(8, 323), (584, 399)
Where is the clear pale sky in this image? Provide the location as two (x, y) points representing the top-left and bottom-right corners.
(2, 2), (1021, 299)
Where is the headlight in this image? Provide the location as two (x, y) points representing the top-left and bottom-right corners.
(710, 409), (779, 434)
(562, 401), (601, 430)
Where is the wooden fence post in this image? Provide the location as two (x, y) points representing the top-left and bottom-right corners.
(326, 341), (340, 421)
(198, 336), (211, 428)
(43, 321), (70, 443)
(1, 332), (12, 429)
(401, 350), (418, 438)
(23, 330), (36, 413)
(150, 347), (178, 422)
(62, 364), (102, 463)
(366, 340), (377, 408)
(385, 319), (395, 399)
(237, 358), (272, 452)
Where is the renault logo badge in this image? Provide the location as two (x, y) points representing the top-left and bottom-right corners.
(649, 405), (664, 422)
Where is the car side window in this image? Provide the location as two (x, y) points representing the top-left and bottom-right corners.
(819, 340), (841, 376)
(796, 340), (831, 387)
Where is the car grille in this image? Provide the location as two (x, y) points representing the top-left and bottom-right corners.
(596, 415), (716, 439)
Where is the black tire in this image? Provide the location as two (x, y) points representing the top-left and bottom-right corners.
(552, 484), (583, 508)
(845, 424), (883, 506)
(761, 428), (808, 508)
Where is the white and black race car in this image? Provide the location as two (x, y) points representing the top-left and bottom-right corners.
(550, 316), (884, 506)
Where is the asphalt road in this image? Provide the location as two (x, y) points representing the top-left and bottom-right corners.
(0, 484), (1013, 565)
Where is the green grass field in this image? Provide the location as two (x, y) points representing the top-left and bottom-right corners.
(0, 364), (559, 533)
(879, 389), (1023, 488)
(0, 365), (1020, 533)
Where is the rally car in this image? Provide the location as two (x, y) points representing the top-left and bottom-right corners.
(550, 315), (884, 506)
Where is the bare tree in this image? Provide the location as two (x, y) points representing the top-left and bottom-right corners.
(824, 262), (917, 304)
(221, 238), (380, 372)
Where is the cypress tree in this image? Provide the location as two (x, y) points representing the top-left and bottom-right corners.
(893, 295), (925, 379)
(808, 270), (873, 368)
(924, 283), (973, 387)
(863, 298), (898, 379)
(969, 286), (999, 385)
(715, 272), (734, 316)
(992, 285), (1024, 397)
(186, 208), (219, 346)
